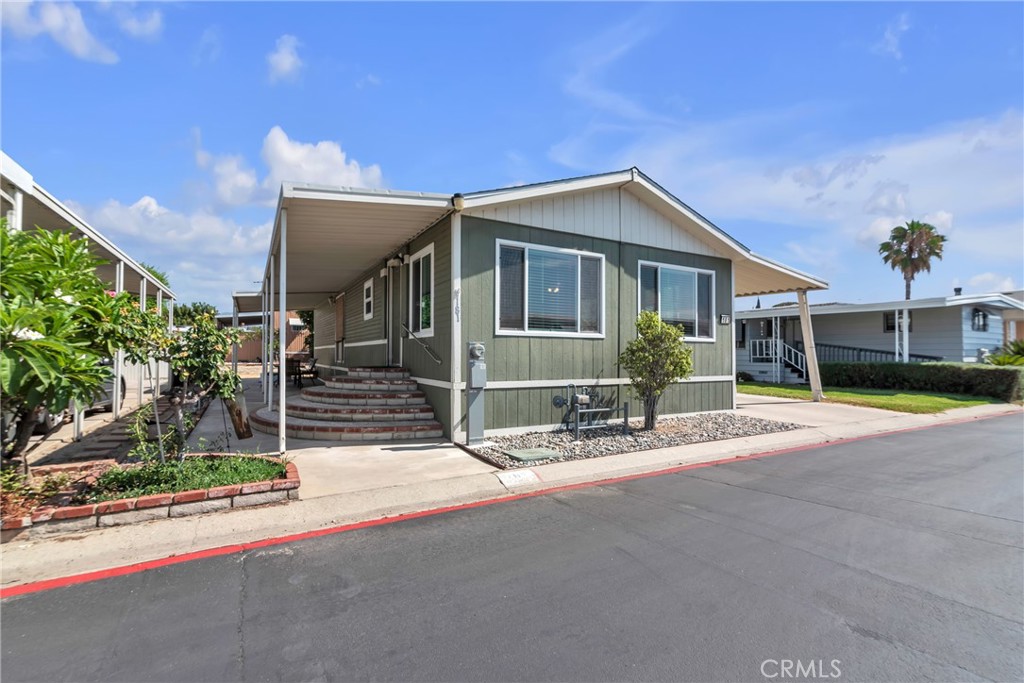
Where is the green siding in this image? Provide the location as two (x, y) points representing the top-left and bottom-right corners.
(399, 217), (452, 382)
(458, 216), (734, 431)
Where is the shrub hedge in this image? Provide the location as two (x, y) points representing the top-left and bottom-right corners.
(818, 362), (1022, 402)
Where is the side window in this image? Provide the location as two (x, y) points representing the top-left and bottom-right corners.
(409, 244), (434, 336)
(363, 279), (373, 320)
(971, 308), (988, 332)
(639, 262), (715, 341)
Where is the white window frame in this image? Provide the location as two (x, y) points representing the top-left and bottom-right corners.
(362, 279), (374, 321)
(494, 239), (605, 338)
(408, 243), (435, 338)
(637, 260), (716, 343)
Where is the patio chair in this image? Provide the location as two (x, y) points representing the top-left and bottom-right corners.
(294, 357), (319, 388)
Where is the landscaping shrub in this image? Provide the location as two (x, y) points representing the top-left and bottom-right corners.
(77, 456), (286, 503)
(819, 362), (1022, 402)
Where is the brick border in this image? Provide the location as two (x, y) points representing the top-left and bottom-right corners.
(1, 457), (300, 543)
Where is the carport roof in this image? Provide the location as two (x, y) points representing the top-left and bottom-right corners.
(257, 168), (827, 309)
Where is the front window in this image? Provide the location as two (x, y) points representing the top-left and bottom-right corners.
(363, 279), (373, 320)
(409, 245), (434, 336)
(971, 308), (988, 332)
(639, 261), (715, 340)
(883, 311), (912, 333)
(496, 241), (604, 336)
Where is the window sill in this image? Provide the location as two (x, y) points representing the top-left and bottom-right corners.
(495, 330), (606, 340)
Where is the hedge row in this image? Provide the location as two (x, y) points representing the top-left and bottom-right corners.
(818, 362), (1022, 402)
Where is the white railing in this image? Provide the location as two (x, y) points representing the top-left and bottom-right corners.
(748, 339), (806, 376)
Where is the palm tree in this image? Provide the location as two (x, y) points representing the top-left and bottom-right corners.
(878, 220), (947, 300)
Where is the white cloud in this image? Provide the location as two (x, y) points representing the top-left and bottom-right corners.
(872, 12), (911, 60)
(967, 272), (1017, 293)
(267, 34), (303, 84)
(2, 1), (118, 64)
(192, 26), (221, 66)
(356, 73), (381, 89)
(66, 196), (273, 308)
(98, 2), (161, 39)
(191, 126), (384, 207)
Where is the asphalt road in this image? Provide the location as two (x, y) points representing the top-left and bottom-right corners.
(3, 415), (1022, 682)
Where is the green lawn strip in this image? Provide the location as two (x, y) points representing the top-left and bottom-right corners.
(79, 456), (286, 503)
(737, 383), (1002, 414)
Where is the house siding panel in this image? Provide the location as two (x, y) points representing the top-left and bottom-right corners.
(401, 217), (451, 383)
(459, 215), (733, 432)
(311, 299), (336, 367)
(961, 306), (1005, 360)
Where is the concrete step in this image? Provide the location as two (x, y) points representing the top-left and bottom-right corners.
(285, 397), (435, 422)
(301, 386), (427, 406)
(251, 408), (443, 441)
(345, 367), (410, 380)
(324, 377), (418, 392)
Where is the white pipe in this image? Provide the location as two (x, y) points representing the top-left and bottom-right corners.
(269, 255), (275, 408)
(278, 210), (287, 455)
(113, 261), (125, 419)
(13, 189), (23, 231)
(902, 306), (910, 363)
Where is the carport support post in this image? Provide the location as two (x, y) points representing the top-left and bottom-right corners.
(277, 209), (287, 455)
(12, 189), (23, 231)
(138, 278), (147, 406)
(261, 287), (269, 405)
(113, 261), (125, 419)
(796, 290), (824, 402)
(231, 300), (239, 375)
(902, 306), (910, 363)
(269, 255), (275, 409)
(155, 290), (162, 396)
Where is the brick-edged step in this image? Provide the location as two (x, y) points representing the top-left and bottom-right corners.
(324, 377), (418, 392)
(285, 397), (434, 422)
(345, 367), (410, 380)
(301, 386), (426, 406)
(251, 408), (443, 441)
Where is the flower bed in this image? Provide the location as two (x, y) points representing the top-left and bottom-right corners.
(0, 455), (300, 542)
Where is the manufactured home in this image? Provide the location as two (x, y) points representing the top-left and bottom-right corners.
(241, 168), (828, 447)
(735, 292), (1024, 384)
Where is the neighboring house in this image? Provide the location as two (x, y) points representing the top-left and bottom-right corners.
(735, 291), (1024, 384)
(1003, 290), (1023, 344)
(1, 151), (176, 426)
(216, 309), (308, 362)
(240, 168), (827, 448)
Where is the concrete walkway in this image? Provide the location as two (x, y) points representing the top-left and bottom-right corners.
(2, 387), (1019, 588)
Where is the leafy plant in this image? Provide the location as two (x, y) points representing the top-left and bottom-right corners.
(878, 220), (947, 300)
(985, 340), (1024, 367)
(819, 361), (1022, 402)
(0, 222), (139, 461)
(172, 301), (217, 328)
(618, 311), (694, 430)
(79, 456), (285, 502)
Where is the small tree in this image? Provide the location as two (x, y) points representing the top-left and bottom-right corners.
(618, 311), (694, 430)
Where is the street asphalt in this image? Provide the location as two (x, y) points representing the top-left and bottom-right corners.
(2, 415), (1022, 682)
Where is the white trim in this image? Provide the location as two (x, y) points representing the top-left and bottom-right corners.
(737, 292), (1024, 320)
(410, 376), (453, 389)
(451, 213), (463, 440)
(408, 242), (435, 338)
(346, 339), (387, 347)
(494, 238), (606, 339)
(362, 279), (374, 320)
(313, 344), (335, 350)
(637, 259), (717, 342)
(484, 375), (733, 390)
(462, 170), (633, 209)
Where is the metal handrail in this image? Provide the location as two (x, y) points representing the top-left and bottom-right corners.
(748, 339), (806, 376)
(401, 322), (443, 365)
(816, 342), (942, 363)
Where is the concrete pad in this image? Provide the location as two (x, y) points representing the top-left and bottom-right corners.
(735, 392), (899, 427)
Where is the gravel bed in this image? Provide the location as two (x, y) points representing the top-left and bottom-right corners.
(472, 412), (806, 469)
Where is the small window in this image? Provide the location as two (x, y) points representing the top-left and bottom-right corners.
(971, 308), (989, 332)
(409, 244), (434, 337)
(496, 241), (604, 337)
(639, 261), (715, 341)
(883, 311), (913, 333)
(363, 279), (373, 320)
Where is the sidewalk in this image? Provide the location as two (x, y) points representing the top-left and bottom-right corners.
(2, 390), (1019, 589)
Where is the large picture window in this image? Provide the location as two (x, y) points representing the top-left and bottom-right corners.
(496, 240), (604, 337)
(409, 244), (434, 337)
(638, 261), (715, 340)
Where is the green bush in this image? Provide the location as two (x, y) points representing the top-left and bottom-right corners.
(819, 362), (1022, 402)
(78, 456), (286, 502)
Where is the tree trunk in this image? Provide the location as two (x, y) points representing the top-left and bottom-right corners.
(643, 393), (659, 431)
(223, 395), (252, 439)
(11, 407), (39, 475)
(905, 275), (912, 300)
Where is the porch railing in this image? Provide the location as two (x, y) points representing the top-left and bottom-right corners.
(815, 343), (941, 364)
(748, 339), (807, 377)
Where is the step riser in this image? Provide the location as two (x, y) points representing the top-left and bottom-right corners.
(252, 419), (442, 441)
(348, 371), (410, 380)
(285, 408), (435, 422)
(301, 392), (426, 407)
(325, 381), (418, 392)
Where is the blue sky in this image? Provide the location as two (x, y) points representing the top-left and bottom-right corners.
(3, 1), (1022, 312)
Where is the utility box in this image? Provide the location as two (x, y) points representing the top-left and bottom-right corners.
(466, 342), (486, 444)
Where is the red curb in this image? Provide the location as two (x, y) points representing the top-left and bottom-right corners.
(1, 409), (1017, 599)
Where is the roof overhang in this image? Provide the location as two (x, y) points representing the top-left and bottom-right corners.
(737, 293), (1024, 319)
(1, 151), (176, 300)
(261, 183), (452, 309)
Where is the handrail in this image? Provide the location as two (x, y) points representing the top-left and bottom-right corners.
(401, 322), (443, 366)
(815, 342), (941, 363)
(748, 339), (805, 376)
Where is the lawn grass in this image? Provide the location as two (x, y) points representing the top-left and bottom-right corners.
(737, 382), (1003, 414)
(79, 456), (286, 503)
